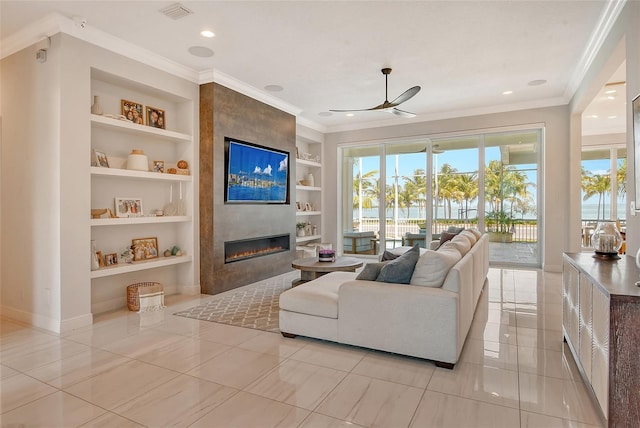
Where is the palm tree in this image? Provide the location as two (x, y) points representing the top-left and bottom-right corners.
(617, 158), (626, 197)
(403, 168), (427, 218)
(456, 172), (479, 221)
(582, 171), (610, 220)
(437, 163), (459, 218)
(353, 169), (378, 209)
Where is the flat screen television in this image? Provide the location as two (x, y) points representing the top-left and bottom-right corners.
(224, 137), (290, 204)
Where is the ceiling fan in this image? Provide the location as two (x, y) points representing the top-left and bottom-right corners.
(330, 68), (421, 118)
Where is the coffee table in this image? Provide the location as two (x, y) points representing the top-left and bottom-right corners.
(292, 256), (363, 285)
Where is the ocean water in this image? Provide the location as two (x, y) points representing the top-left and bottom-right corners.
(227, 185), (286, 203)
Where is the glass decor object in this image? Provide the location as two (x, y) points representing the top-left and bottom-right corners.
(591, 220), (623, 259)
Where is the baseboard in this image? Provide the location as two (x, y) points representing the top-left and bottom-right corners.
(92, 296), (126, 315)
(543, 263), (562, 273)
(1, 305), (94, 333)
(179, 283), (200, 295)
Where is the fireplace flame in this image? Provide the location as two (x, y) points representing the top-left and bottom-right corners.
(226, 245), (285, 262)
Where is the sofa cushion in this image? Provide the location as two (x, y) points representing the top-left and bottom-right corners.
(468, 228), (482, 240)
(459, 230), (477, 246)
(279, 274), (345, 318)
(380, 250), (400, 261)
(356, 262), (386, 280)
(410, 243), (462, 287)
(376, 245), (420, 284)
(449, 234), (471, 256)
(446, 226), (465, 234)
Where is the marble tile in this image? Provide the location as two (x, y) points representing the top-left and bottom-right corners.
(427, 362), (520, 409)
(519, 372), (603, 425)
(190, 391), (309, 428)
(64, 359), (179, 410)
(0, 372), (58, 413)
(515, 311), (563, 332)
(1, 337), (91, 372)
(113, 374), (238, 427)
(459, 338), (519, 371)
(517, 344), (580, 380)
(0, 391), (106, 427)
(517, 326), (564, 351)
(187, 346), (283, 389)
(299, 412), (367, 428)
(351, 351), (435, 388)
(80, 412), (145, 428)
(316, 373), (423, 428)
(246, 359), (347, 410)
(196, 322), (262, 346)
(1, 363), (19, 380)
(0, 327), (59, 353)
(289, 340), (366, 372)
(136, 336), (230, 372)
(100, 328), (187, 358)
(237, 331), (306, 358)
(468, 320), (518, 346)
(64, 319), (144, 348)
(147, 314), (216, 337)
(410, 390), (521, 428)
(25, 349), (132, 389)
(520, 410), (605, 427)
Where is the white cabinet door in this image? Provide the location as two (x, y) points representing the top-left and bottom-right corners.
(591, 285), (609, 417)
(562, 261), (580, 347)
(578, 274), (593, 380)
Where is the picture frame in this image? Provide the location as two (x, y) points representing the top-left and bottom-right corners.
(146, 106), (165, 129)
(114, 197), (143, 218)
(121, 99), (144, 125)
(96, 251), (105, 268)
(153, 160), (165, 173)
(132, 237), (159, 261)
(95, 150), (109, 168)
(634, 93), (640, 212)
(104, 253), (118, 266)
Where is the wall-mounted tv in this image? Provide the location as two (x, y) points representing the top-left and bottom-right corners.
(224, 137), (289, 204)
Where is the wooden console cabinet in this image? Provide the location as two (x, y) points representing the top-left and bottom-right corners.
(562, 253), (640, 426)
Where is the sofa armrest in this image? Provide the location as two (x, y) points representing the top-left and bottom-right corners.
(429, 240), (440, 250)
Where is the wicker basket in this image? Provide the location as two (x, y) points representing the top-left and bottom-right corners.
(127, 282), (163, 311)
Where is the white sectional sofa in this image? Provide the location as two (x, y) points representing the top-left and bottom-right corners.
(279, 232), (489, 368)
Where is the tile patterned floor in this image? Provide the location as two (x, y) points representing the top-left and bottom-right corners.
(0, 268), (606, 427)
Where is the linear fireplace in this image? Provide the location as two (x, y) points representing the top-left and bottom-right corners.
(224, 234), (290, 264)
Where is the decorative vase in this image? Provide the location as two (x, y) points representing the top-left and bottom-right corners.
(306, 173), (315, 187)
(591, 220), (623, 259)
(127, 149), (149, 171)
(297, 228), (306, 237)
(635, 247), (640, 270)
(91, 95), (103, 115)
(91, 240), (99, 271)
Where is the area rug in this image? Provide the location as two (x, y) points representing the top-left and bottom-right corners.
(173, 273), (296, 333)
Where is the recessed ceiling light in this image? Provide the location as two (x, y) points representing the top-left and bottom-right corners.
(346, 113), (355, 117)
(264, 85), (283, 92)
(200, 30), (215, 38)
(502, 90), (513, 95)
(188, 46), (214, 57)
(318, 112), (333, 117)
(528, 79), (547, 86)
(608, 115), (617, 119)
(607, 95), (616, 100)
(589, 115), (599, 118)
(605, 89), (616, 94)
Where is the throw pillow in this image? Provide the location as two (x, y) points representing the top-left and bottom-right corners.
(381, 250), (400, 261)
(376, 244), (420, 284)
(459, 230), (477, 246)
(468, 227), (482, 240)
(446, 226), (465, 234)
(449, 234), (471, 256)
(438, 231), (458, 248)
(356, 262), (386, 280)
(410, 244), (462, 287)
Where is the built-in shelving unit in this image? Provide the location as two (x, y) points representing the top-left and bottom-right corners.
(90, 68), (196, 312)
(295, 132), (323, 253)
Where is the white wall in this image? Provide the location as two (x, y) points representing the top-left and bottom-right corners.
(324, 105), (570, 271)
(1, 33), (199, 332)
(1, 34), (63, 329)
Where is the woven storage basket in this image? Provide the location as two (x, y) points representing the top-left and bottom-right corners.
(127, 282), (163, 311)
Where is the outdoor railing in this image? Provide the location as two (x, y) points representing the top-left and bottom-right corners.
(355, 218), (539, 243)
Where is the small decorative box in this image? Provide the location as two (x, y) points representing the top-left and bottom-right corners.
(319, 249), (336, 262)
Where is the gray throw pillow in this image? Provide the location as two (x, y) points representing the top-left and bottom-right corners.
(376, 244), (421, 284)
(356, 262), (386, 280)
(446, 226), (465, 234)
(380, 250), (400, 261)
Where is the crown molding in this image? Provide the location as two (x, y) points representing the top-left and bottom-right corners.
(564, 0), (627, 101)
(0, 12), (62, 59)
(199, 69), (303, 118)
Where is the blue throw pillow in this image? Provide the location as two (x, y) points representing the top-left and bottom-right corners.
(376, 244), (421, 284)
(356, 262), (386, 280)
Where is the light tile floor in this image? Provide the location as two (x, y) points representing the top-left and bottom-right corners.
(0, 268), (605, 427)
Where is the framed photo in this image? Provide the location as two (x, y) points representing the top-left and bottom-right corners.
(95, 150), (109, 168)
(121, 99), (144, 125)
(132, 237), (159, 261)
(104, 253), (118, 266)
(96, 251), (105, 268)
(153, 160), (165, 173)
(114, 197), (143, 218)
(146, 106), (165, 129)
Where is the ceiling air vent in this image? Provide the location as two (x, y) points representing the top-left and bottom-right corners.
(159, 3), (193, 20)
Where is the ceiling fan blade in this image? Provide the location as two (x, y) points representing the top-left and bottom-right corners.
(391, 86), (421, 105)
(391, 108), (416, 118)
(329, 108), (376, 112)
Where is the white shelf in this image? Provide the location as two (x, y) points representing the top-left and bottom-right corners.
(296, 211), (321, 216)
(296, 158), (322, 168)
(91, 167), (192, 182)
(90, 255), (192, 278)
(91, 216), (191, 226)
(296, 185), (321, 192)
(91, 114), (191, 143)
(296, 234), (322, 243)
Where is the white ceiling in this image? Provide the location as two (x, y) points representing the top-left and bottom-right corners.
(0, 1), (617, 132)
